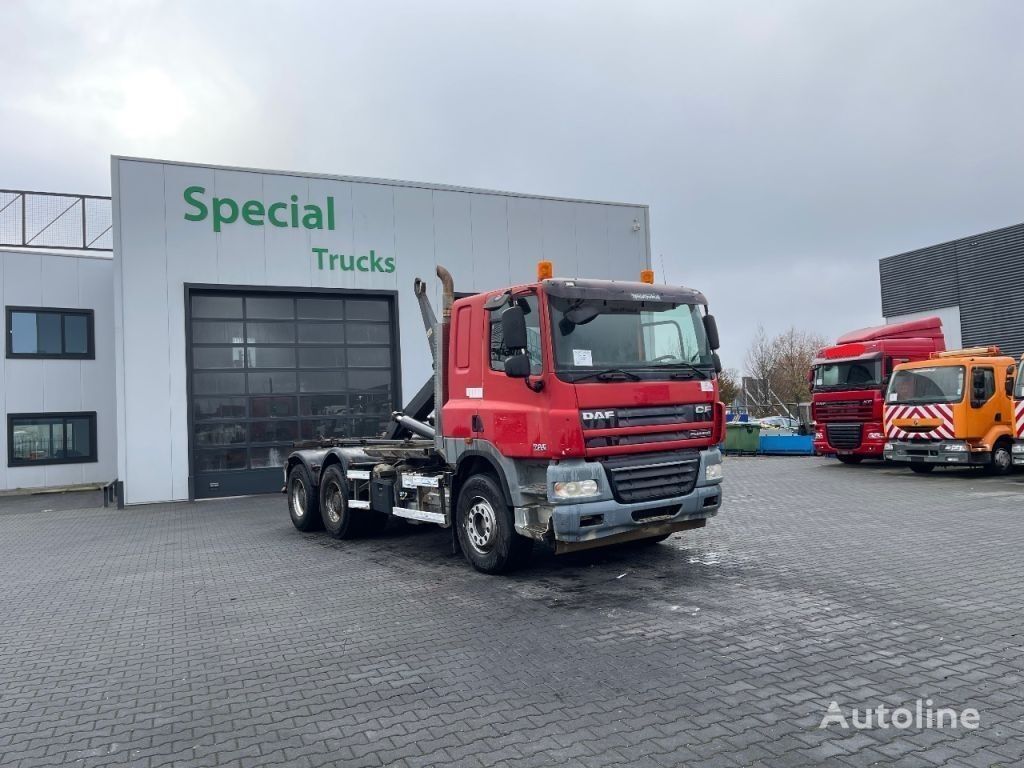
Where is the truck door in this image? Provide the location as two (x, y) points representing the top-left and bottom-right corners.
(969, 365), (998, 435)
(479, 292), (549, 458)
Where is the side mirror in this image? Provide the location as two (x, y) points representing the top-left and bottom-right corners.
(703, 314), (720, 351)
(712, 351), (722, 374)
(806, 368), (815, 385)
(1006, 371), (1016, 397)
(501, 306), (528, 349)
(504, 353), (531, 379)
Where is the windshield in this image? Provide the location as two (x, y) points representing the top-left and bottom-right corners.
(548, 296), (712, 380)
(887, 365), (965, 405)
(813, 358), (881, 390)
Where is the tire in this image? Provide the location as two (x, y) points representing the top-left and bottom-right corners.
(986, 440), (1013, 476)
(909, 463), (935, 474)
(287, 463), (322, 531)
(837, 455), (863, 465)
(456, 474), (532, 574)
(319, 465), (360, 539)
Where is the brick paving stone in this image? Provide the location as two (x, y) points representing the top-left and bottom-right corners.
(0, 457), (1022, 766)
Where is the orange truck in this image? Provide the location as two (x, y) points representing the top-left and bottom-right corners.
(1014, 355), (1024, 468)
(883, 347), (1018, 474)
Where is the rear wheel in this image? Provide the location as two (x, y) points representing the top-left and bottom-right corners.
(287, 463), (321, 531)
(909, 463), (935, 474)
(837, 455), (863, 465)
(319, 465), (359, 539)
(456, 474), (532, 574)
(986, 440), (1013, 476)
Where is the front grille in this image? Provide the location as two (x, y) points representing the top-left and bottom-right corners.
(601, 450), (700, 503)
(826, 423), (862, 449)
(580, 403), (712, 431)
(813, 400), (874, 422)
(586, 428), (712, 449)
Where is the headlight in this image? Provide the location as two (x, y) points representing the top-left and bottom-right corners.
(1012, 443), (1024, 454)
(944, 443), (968, 452)
(705, 463), (723, 481)
(884, 442), (893, 451)
(553, 479), (599, 499)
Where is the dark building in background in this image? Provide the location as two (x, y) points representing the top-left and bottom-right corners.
(879, 221), (1024, 360)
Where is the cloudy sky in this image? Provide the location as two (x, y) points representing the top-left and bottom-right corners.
(3, 0), (1023, 370)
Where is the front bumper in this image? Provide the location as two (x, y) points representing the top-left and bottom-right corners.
(514, 448), (723, 553)
(1013, 441), (1024, 466)
(884, 440), (989, 466)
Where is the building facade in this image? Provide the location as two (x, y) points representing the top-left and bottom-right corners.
(112, 158), (651, 504)
(0, 158), (650, 501)
(880, 221), (1024, 359)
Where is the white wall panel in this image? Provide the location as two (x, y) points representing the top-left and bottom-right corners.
(539, 200), (577, 276)
(507, 197), (543, 281)
(114, 161), (172, 503)
(469, 195), (510, 292)
(393, 187), (436, 399)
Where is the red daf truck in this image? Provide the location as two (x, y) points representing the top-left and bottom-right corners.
(284, 262), (726, 573)
(811, 317), (945, 463)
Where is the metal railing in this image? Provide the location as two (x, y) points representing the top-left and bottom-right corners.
(0, 189), (112, 252)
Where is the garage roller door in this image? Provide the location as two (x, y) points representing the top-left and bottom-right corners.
(186, 289), (398, 498)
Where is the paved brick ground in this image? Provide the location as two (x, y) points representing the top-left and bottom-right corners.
(1, 458), (1023, 767)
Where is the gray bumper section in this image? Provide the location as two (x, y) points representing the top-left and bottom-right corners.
(514, 448), (723, 551)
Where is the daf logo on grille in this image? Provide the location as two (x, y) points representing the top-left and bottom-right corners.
(582, 410), (615, 420)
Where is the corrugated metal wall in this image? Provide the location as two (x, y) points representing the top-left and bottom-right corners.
(879, 222), (1024, 359)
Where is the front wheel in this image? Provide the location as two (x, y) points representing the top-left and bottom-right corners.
(456, 474), (532, 574)
(909, 463), (935, 474)
(986, 441), (1013, 476)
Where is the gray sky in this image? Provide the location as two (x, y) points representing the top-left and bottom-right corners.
(3, 0), (1023, 371)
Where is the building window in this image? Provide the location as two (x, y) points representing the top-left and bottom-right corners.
(6, 307), (95, 359)
(8, 412), (98, 466)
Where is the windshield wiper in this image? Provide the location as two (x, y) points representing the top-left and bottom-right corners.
(665, 362), (710, 380)
(571, 368), (642, 382)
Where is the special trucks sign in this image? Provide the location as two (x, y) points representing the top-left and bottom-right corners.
(181, 186), (395, 274)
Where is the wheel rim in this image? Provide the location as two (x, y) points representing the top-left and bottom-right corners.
(291, 477), (306, 518)
(995, 448), (1011, 471)
(464, 496), (498, 555)
(325, 480), (343, 524)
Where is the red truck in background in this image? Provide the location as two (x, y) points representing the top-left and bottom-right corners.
(810, 317), (945, 464)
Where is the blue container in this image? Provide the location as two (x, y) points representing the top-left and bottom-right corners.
(758, 434), (815, 455)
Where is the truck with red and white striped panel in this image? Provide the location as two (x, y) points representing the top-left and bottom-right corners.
(883, 347), (1018, 474)
(1013, 355), (1024, 467)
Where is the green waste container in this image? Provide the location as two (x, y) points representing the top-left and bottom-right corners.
(725, 422), (761, 454)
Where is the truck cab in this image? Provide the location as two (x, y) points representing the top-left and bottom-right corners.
(883, 347), (1017, 474)
(810, 317), (944, 464)
(1013, 355), (1024, 467)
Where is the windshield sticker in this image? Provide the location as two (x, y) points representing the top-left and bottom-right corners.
(573, 349), (593, 367)
(700, 381), (714, 392)
(888, 393), (898, 401)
